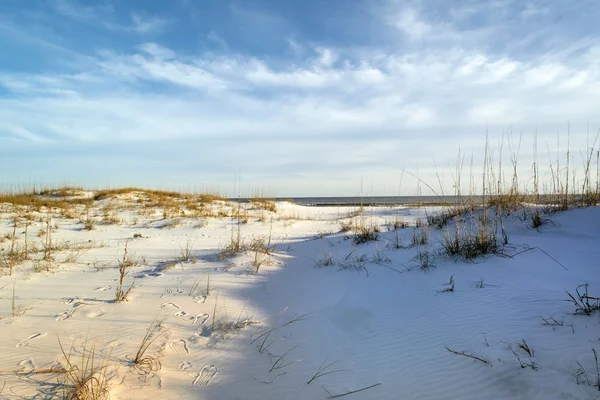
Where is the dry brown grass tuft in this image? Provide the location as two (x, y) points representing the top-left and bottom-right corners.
(58, 337), (112, 400)
(132, 315), (167, 374)
(115, 241), (136, 302)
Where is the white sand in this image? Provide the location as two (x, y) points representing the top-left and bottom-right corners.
(0, 197), (599, 399)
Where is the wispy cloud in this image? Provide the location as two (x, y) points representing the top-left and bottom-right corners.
(50, 0), (169, 35)
(51, 0), (114, 21)
(1, 0), (599, 194)
(130, 13), (170, 34)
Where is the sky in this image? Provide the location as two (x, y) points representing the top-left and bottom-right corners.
(1, 0), (599, 196)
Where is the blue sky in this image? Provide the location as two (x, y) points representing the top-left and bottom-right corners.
(1, 0), (599, 196)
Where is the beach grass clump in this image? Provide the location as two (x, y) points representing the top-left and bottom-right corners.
(315, 253), (335, 267)
(412, 249), (434, 272)
(350, 222), (380, 244)
(131, 315), (167, 374)
(426, 205), (471, 229)
(58, 337), (112, 400)
(411, 227), (429, 246)
(441, 218), (500, 260)
(385, 217), (409, 231)
(566, 284), (600, 315)
(178, 238), (196, 263)
(530, 209), (543, 229)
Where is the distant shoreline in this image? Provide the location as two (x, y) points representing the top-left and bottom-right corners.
(235, 196), (477, 207)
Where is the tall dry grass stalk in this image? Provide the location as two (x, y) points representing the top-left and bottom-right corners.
(115, 241), (135, 302)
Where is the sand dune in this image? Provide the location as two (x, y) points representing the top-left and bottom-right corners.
(0, 195), (599, 399)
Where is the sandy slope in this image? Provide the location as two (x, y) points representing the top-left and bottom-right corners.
(0, 200), (599, 399)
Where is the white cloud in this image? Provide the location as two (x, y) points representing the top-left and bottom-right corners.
(391, 8), (432, 39)
(50, 0), (169, 35)
(130, 13), (169, 34)
(139, 43), (176, 60)
(316, 48), (337, 67)
(51, 0), (114, 21)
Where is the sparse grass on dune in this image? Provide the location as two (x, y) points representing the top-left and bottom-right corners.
(0, 193), (93, 213)
(58, 337), (112, 400)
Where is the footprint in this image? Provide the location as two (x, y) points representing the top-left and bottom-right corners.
(55, 311), (71, 321)
(191, 314), (209, 326)
(169, 339), (189, 355)
(94, 285), (111, 292)
(179, 361), (193, 371)
(193, 365), (217, 386)
(187, 334), (202, 345)
(175, 311), (188, 318)
(18, 358), (35, 372)
(161, 302), (180, 310)
(72, 301), (89, 309)
(85, 309), (105, 318)
(16, 333), (46, 348)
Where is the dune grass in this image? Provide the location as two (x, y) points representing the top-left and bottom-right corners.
(58, 337), (112, 400)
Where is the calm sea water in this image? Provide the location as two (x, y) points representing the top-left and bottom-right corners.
(273, 196), (484, 207)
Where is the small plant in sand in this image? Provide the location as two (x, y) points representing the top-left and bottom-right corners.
(441, 220), (500, 260)
(115, 241), (136, 302)
(411, 227), (429, 246)
(84, 219), (94, 231)
(390, 231), (405, 249)
(307, 351), (347, 384)
(178, 238), (196, 263)
(218, 211), (245, 260)
(445, 346), (491, 365)
(370, 246), (391, 264)
(190, 272), (211, 298)
(10, 281), (30, 317)
(505, 340), (538, 370)
(315, 253), (335, 267)
(0, 218), (29, 275)
(438, 274), (455, 293)
(251, 250), (267, 273)
(64, 247), (87, 264)
(385, 217), (408, 231)
(412, 249), (434, 272)
(42, 217), (54, 261)
(8, 217), (17, 275)
(572, 348), (600, 391)
(350, 222), (379, 244)
(199, 294), (258, 344)
(338, 220), (354, 232)
(269, 343), (302, 373)
(249, 236), (276, 255)
(566, 284), (600, 315)
(539, 314), (563, 327)
(251, 311), (310, 354)
(132, 315), (167, 374)
(337, 251), (369, 275)
(530, 208), (543, 229)
(427, 205), (470, 229)
(58, 337), (112, 400)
